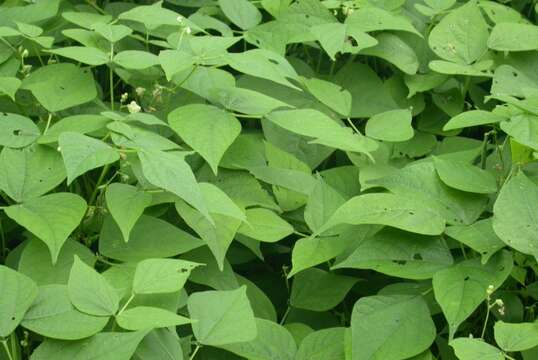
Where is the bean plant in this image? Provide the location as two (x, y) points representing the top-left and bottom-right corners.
(1, 0), (538, 359)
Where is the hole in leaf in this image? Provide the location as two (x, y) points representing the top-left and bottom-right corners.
(13, 129), (21, 136)
(392, 260), (407, 265)
(464, 276), (470, 281)
(413, 253), (423, 260)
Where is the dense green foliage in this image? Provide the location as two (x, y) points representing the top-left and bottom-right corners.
(2, 0), (538, 359)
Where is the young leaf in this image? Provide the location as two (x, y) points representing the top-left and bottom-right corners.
(432, 251), (513, 338)
(59, 132), (120, 185)
(68, 256), (119, 316)
(218, 0), (262, 30)
(187, 286), (257, 346)
(0, 265), (38, 337)
(443, 110), (506, 131)
(105, 183), (152, 242)
(116, 306), (191, 331)
(168, 104), (241, 174)
(200, 183), (246, 222)
(351, 295), (436, 360)
(133, 258), (200, 294)
(4, 193), (87, 264)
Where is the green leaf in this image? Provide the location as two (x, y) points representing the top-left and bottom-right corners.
(0, 265), (38, 337)
(303, 176), (346, 233)
(38, 114), (110, 144)
(220, 318), (297, 360)
(351, 295), (436, 360)
(187, 286), (257, 346)
(91, 23), (132, 43)
(238, 208), (293, 242)
(0, 76), (21, 100)
(290, 268), (357, 311)
(21, 63), (97, 112)
(371, 161), (488, 225)
(366, 109), (414, 142)
(428, 1), (488, 64)
(295, 327), (346, 360)
(265, 109), (378, 155)
(47, 46), (109, 66)
(493, 173), (538, 258)
(134, 328), (183, 360)
(360, 33), (419, 75)
(62, 11), (112, 29)
(22, 285), (108, 340)
(99, 215), (204, 262)
(227, 49), (299, 89)
(113, 51), (160, 70)
(0, 145), (66, 202)
(139, 149), (210, 221)
(117, 306), (192, 331)
(218, 0), (262, 30)
(118, 2), (182, 30)
(319, 193), (445, 236)
(105, 183), (152, 242)
(175, 200), (240, 270)
(488, 23), (538, 52)
(303, 77), (352, 116)
(443, 110), (506, 131)
(68, 256), (119, 316)
(18, 238), (96, 286)
(311, 23), (378, 61)
(333, 228), (453, 280)
(494, 320), (538, 352)
(159, 50), (195, 81)
(31, 331), (148, 360)
(450, 338), (504, 360)
(0, 113), (40, 148)
(500, 114), (538, 151)
(433, 157), (497, 193)
(168, 104), (241, 174)
(132, 258), (200, 294)
(345, 7), (421, 36)
(432, 251), (513, 338)
(59, 132), (119, 185)
(445, 219), (505, 264)
(200, 182), (246, 222)
(4, 193), (87, 264)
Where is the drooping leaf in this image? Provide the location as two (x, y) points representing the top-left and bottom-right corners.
(450, 338), (504, 360)
(433, 157), (497, 193)
(116, 307), (191, 331)
(218, 0), (262, 30)
(105, 183), (152, 242)
(494, 320), (538, 352)
(133, 258), (200, 295)
(488, 23), (538, 52)
(237, 208), (294, 243)
(4, 193), (87, 264)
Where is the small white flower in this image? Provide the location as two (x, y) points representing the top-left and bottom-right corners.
(127, 100), (141, 114)
(185, 26), (192, 35)
(120, 92), (129, 103)
(486, 285), (495, 295)
(495, 299), (504, 307)
(135, 87), (146, 97)
(177, 15), (184, 23)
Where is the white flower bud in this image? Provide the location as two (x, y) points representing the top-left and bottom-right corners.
(135, 87), (146, 97)
(21, 49), (29, 58)
(486, 285), (494, 295)
(120, 92), (129, 103)
(177, 15), (184, 23)
(127, 100), (141, 114)
(185, 26), (192, 35)
(495, 299), (504, 307)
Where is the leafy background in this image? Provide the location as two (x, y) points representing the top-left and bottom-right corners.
(1, 0), (538, 359)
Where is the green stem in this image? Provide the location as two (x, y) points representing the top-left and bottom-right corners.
(189, 344), (201, 360)
(480, 131), (491, 169)
(43, 113), (52, 134)
(279, 306), (291, 325)
(109, 67), (114, 111)
(480, 302), (491, 339)
(0, 218), (6, 260)
(117, 293), (135, 316)
(1, 340), (13, 360)
(346, 118), (360, 134)
(88, 163), (111, 206)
